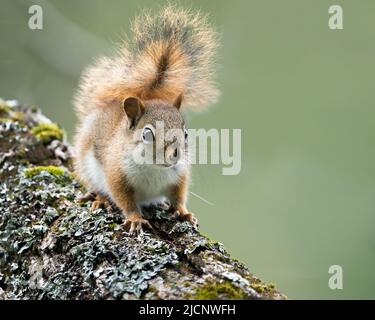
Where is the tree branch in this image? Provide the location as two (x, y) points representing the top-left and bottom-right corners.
(0, 98), (286, 300)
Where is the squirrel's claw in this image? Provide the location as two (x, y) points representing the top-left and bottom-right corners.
(78, 192), (113, 212)
(91, 195), (113, 212)
(77, 192), (96, 204)
(173, 210), (199, 230)
(123, 213), (153, 235)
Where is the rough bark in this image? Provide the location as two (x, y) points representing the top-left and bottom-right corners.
(0, 98), (286, 300)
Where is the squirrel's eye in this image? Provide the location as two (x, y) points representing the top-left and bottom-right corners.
(184, 129), (188, 141)
(142, 128), (154, 143)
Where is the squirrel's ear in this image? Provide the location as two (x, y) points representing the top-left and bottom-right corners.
(123, 97), (145, 128)
(173, 94), (183, 110)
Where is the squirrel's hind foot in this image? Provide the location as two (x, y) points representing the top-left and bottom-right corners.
(173, 208), (199, 230)
(123, 212), (153, 235)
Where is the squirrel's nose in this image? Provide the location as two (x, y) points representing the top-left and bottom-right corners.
(165, 146), (181, 165)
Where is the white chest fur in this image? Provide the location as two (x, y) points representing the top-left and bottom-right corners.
(84, 149), (112, 198)
(124, 159), (185, 204)
(83, 148), (186, 206)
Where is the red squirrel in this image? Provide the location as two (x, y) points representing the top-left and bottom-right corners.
(73, 6), (219, 234)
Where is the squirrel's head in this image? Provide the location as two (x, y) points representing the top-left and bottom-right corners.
(123, 95), (188, 168)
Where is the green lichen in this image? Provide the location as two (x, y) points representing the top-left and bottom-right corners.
(25, 166), (65, 179)
(31, 123), (64, 144)
(9, 111), (25, 122)
(0, 103), (11, 114)
(108, 223), (120, 231)
(213, 253), (232, 264)
(0, 103), (24, 122)
(251, 282), (276, 294)
(0, 117), (13, 123)
(143, 285), (161, 299)
(192, 281), (248, 300)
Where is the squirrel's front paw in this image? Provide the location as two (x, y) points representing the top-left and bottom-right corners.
(173, 207), (198, 229)
(91, 194), (112, 211)
(123, 212), (153, 235)
(77, 192), (96, 204)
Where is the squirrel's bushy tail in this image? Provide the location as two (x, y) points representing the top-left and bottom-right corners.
(128, 5), (219, 110)
(75, 5), (219, 117)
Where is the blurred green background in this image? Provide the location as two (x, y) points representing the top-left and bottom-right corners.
(1, 0), (374, 299)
